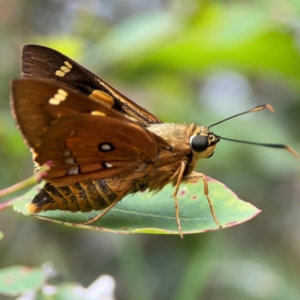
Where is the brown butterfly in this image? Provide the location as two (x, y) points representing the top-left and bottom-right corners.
(11, 45), (297, 237)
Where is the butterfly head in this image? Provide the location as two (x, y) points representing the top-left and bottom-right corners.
(190, 126), (220, 159)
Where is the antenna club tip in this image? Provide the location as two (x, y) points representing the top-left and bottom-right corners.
(285, 146), (300, 159)
(265, 104), (275, 113)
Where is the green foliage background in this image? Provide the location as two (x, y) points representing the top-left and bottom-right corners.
(0, 0), (300, 299)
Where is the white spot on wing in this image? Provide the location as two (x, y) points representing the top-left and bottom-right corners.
(54, 93), (66, 101)
(101, 144), (112, 151)
(49, 98), (60, 105)
(64, 157), (75, 165)
(61, 66), (70, 73)
(57, 89), (68, 97)
(48, 89), (68, 105)
(91, 111), (106, 116)
(64, 61), (73, 69)
(104, 162), (113, 168)
(55, 61), (73, 77)
(55, 70), (65, 77)
(68, 166), (79, 175)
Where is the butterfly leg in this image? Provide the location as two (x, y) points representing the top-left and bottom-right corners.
(80, 199), (120, 225)
(172, 161), (188, 238)
(183, 172), (222, 229)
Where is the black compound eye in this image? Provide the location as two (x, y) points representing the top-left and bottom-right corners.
(190, 135), (209, 152)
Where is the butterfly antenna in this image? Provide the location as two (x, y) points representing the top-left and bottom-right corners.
(208, 104), (274, 129)
(215, 136), (299, 158)
(208, 104), (298, 158)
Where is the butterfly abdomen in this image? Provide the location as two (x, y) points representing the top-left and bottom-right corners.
(26, 179), (122, 213)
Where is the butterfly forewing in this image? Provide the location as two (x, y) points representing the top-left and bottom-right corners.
(11, 78), (124, 149)
(22, 44), (162, 126)
(11, 78), (171, 186)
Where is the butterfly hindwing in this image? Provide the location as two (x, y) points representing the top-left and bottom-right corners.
(22, 44), (162, 126)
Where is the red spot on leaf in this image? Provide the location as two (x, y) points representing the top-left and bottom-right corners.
(226, 221), (237, 226)
(123, 227), (128, 230)
(179, 189), (186, 196)
(192, 196), (197, 200)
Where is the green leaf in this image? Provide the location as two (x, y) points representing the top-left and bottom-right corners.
(13, 177), (260, 235)
(14, 178), (260, 235)
(132, 5), (300, 82)
(0, 266), (45, 296)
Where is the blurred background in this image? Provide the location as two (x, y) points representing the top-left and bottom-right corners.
(0, 0), (300, 299)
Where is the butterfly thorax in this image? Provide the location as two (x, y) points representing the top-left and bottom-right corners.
(144, 122), (218, 188)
